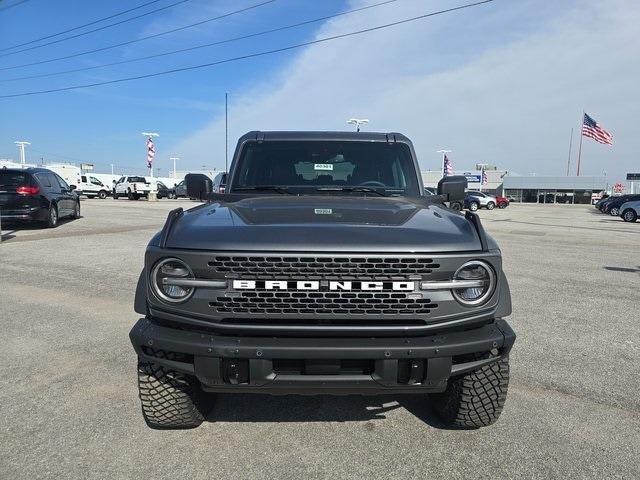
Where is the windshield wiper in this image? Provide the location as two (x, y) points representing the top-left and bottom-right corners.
(233, 185), (293, 194)
(315, 186), (388, 197)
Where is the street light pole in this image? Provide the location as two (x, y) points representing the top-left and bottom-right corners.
(14, 141), (31, 164)
(170, 157), (180, 178)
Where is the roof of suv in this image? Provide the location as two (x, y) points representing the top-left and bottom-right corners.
(0, 166), (52, 174)
(239, 131), (411, 143)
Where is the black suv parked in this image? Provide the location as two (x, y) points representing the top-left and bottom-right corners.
(0, 167), (80, 227)
(130, 132), (515, 430)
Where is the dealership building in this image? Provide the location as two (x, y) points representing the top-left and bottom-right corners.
(422, 168), (609, 204)
(501, 175), (607, 204)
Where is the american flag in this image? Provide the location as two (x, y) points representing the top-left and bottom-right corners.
(481, 168), (488, 186)
(443, 154), (453, 176)
(146, 137), (156, 168)
(582, 113), (613, 145)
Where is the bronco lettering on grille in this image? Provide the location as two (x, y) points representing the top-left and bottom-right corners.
(232, 280), (415, 291)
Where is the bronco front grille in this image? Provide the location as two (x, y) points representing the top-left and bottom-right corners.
(207, 256), (440, 280)
(209, 291), (437, 316)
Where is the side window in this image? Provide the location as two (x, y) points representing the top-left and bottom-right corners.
(45, 173), (60, 191)
(81, 175), (87, 183)
(54, 174), (69, 190)
(90, 176), (102, 185)
(36, 173), (52, 188)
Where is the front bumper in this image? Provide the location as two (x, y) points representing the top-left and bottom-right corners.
(130, 317), (515, 395)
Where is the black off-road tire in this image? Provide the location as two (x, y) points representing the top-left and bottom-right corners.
(431, 354), (510, 429)
(137, 354), (211, 429)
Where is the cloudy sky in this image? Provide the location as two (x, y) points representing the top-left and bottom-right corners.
(1, 0), (638, 180)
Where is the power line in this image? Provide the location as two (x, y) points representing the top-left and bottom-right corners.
(0, 0), (398, 82)
(0, 0), (194, 58)
(0, 0), (163, 52)
(0, 0), (495, 99)
(0, 0), (30, 13)
(0, 0), (276, 69)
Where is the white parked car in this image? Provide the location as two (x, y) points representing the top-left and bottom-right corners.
(619, 200), (640, 223)
(76, 174), (111, 199)
(113, 176), (152, 200)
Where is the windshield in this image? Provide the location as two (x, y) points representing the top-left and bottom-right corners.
(232, 140), (420, 196)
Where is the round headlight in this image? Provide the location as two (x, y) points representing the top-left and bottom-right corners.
(452, 260), (496, 306)
(151, 258), (194, 303)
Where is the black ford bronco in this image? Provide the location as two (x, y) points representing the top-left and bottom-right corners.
(130, 131), (515, 429)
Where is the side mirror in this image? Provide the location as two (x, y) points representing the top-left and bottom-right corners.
(185, 173), (212, 200)
(69, 185), (76, 191)
(437, 175), (467, 202)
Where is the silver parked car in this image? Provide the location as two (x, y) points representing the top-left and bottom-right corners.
(619, 200), (640, 222)
(466, 191), (498, 211)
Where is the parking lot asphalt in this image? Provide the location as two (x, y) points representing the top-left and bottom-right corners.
(1, 199), (639, 479)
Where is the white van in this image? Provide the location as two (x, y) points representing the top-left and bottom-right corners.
(76, 174), (111, 199)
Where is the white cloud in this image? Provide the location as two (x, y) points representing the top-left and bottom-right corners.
(170, 0), (640, 180)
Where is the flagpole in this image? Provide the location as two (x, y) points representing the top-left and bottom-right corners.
(225, 92), (228, 174)
(576, 111), (584, 176)
(566, 128), (573, 176)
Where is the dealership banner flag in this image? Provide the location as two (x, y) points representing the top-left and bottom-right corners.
(146, 137), (155, 169)
(482, 168), (488, 186)
(443, 154), (453, 176)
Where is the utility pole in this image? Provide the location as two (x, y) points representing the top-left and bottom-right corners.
(170, 157), (180, 178)
(14, 141), (30, 164)
(110, 164), (114, 175)
(347, 118), (369, 132)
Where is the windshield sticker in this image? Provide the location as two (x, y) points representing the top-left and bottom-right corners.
(314, 163), (334, 171)
(314, 208), (333, 215)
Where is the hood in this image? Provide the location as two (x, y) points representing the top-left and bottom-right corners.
(165, 196), (482, 253)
